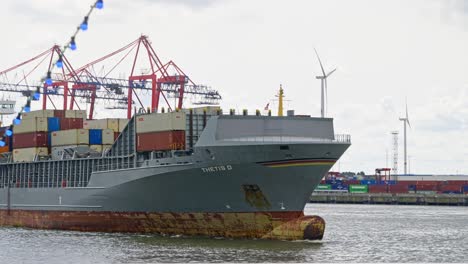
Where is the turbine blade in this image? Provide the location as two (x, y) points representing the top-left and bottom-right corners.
(326, 68), (337, 78)
(314, 48), (326, 77)
(406, 100), (411, 128)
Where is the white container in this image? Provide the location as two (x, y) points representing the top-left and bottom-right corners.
(107, 119), (119, 132)
(13, 117), (48, 134)
(13, 147), (48, 162)
(21, 110), (54, 120)
(90, 145), (102, 153)
(65, 110), (87, 118)
(51, 129), (89, 146)
(83, 119), (108, 130)
(136, 112), (186, 133)
(118, 118), (129, 132)
(102, 129), (114, 144)
(75, 110), (87, 119)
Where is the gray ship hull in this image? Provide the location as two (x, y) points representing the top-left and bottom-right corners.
(0, 114), (351, 240)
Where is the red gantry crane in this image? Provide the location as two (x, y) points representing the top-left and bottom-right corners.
(0, 35), (221, 119)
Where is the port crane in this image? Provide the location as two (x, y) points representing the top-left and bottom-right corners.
(0, 35), (221, 119)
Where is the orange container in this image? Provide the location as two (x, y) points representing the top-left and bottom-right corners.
(137, 131), (185, 151)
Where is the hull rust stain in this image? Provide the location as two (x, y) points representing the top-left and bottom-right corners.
(0, 210), (325, 240)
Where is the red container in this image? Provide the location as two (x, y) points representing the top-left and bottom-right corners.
(114, 132), (120, 141)
(416, 184), (438, 191)
(346, 180), (360, 185)
(54, 110), (66, 119)
(439, 185), (461, 192)
(137, 130), (185, 151)
(13, 132), (48, 148)
(388, 184), (409, 193)
(369, 185), (388, 193)
(445, 181), (466, 186)
(60, 118), (84, 130)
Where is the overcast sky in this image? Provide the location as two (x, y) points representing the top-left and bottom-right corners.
(0, 0), (467, 175)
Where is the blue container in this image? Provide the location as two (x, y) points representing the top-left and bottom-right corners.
(360, 180), (376, 185)
(48, 132), (52, 146)
(47, 117), (60, 132)
(408, 184), (416, 191)
(89, 129), (102, 145)
(332, 184), (348, 190)
(463, 186), (468, 192)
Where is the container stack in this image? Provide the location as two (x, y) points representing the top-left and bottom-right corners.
(84, 118), (128, 140)
(8, 109), (128, 162)
(12, 110), (51, 162)
(136, 112), (186, 152)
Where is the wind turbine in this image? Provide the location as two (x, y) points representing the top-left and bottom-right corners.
(399, 101), (411, 175)
(314, 49), (336, 118)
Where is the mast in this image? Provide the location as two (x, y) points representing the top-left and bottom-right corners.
(278, 84), (284, 117)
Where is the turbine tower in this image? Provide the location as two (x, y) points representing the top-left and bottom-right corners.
(314, 49), (336, 118)
(399, 102), (411, 175)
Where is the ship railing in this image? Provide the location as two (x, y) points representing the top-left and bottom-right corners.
(221, 134), (351, 143)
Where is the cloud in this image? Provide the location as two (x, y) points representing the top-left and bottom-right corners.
(137, 0), (224, 9)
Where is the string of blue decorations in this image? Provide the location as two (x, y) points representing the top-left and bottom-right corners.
(0, 0), (104, 147)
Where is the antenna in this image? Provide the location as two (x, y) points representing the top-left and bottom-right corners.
(314, 48), (336, 118)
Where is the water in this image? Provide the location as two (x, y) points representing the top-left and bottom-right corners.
(1, 204), (467, 263)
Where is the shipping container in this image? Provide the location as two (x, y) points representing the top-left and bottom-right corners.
(114, 132), (120, 141)
(107, 119), (119, 132)
(463, 185), (468, 193)
(51, 129), (89, 146)
(369, 185), (388, 193)
(349, 184), (369, 193)
(53, 110), (66, 119)
(47, 117), (60, 132)
(360, 179), (376, 185)
(75, 110), (87, 119)
(13, 117), (48, 134)
(416, 184), (438, 191)
(13, 147), (48, 162)
(13, 132), (48, 148)
(90, 144), (102, 152)
(137, 130), (185, 151)
(315, 184), (332, 191)
(65, 110), (86, 119)
(345, 179), (360, 185)
(83, 119), (108, 130)
(388, 184), (408, 194)
(439, 185), (461, 193)
(89, 129), (102, 145)
(102, 129), (114, 145)
(136, 112), (186, 133)
(118, 118), (129, 132)
(331, 184), (348, 190)
(60, 118), (84, 130)
(21, 110), (54, 120)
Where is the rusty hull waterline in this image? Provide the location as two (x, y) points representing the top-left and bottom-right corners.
(0, 210), (325, 241)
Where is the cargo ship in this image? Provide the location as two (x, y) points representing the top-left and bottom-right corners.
(0, 105), (350, 240)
